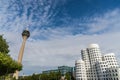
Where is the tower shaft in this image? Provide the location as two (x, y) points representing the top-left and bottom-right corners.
(18, 36), (27, 63)
(13, 36), (27, 79)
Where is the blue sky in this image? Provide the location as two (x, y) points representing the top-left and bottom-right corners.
(1, 0), (120, 75)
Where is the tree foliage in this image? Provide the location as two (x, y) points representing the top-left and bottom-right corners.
(0, 35), (9, 54)
(0, 35), (22, 76)
(19, 72), (61, 80)
(18, 71), (76, 80)
(0, 52), (22, 76)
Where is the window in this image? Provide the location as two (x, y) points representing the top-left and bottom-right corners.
(112, 70), (114, 72)
(113, 74), (114, 76)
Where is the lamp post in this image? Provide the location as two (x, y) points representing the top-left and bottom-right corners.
(13, 29), (30, 79)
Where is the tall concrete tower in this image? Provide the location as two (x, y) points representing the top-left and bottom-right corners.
(13, 29), (30, 79)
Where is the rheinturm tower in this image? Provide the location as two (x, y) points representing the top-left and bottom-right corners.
(13, 29), (30, 79)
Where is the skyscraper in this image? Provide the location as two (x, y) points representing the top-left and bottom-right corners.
(75, 44), (120, 80)
(13, 29), (30, 79)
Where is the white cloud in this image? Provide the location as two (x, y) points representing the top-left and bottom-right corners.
(87, 9), (120, 33)
(13, 31), (120, 75)
(4, 30), (119, 75)
(0, 0), (120, 75)
(18, 9), (120, 74)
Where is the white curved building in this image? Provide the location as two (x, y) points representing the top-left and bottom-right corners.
(103, 53), (119, 68)
(88, 44), (99, 48)
(75, 44), (120, 80)
(81, 49), (91, 79)
(75, 60), (87, 80)
(106, 67), (120, 80)
(96, 61), (108, 80)
(87, 44), (102, 80)
(87, 44), (102, 64)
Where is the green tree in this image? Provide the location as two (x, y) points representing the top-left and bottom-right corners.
(65, 72), (75, 80)
(40, 72), (62, 80)
(0, 52), (22, 76)
(40, 73), (49, 80)
(0, 35), (9, 54)
(31, 73), (40, 80)
(0, 35), (22, 76)
(19, 72), (62, 80)
(65, 72), (71, 80)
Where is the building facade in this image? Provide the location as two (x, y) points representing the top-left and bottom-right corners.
(75, 44), (120, 80)
(42, 66), (74, 75)
(75, 60), (87, 80)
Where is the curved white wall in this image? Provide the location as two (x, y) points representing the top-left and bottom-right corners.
(75, 60), (87, 80)
(88, 44), (99, 48)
